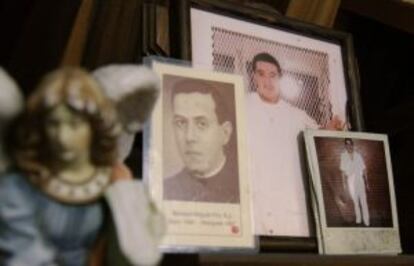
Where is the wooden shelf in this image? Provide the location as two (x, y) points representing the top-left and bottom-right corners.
(198, 253), (414, 266)
(161, 253), (414, 266)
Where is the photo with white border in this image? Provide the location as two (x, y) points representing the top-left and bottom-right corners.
(145, 61), (254, 250)
(191, 7), (349, 237)
(304, 129), (401, 254)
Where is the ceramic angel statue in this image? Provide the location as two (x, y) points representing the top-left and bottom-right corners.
(0, 67), (163, 266)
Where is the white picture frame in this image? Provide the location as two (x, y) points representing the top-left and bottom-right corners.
(304, 129), (401, 254)
(144, 61), (254, 250)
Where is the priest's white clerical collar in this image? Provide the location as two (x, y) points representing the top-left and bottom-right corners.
(193, 157), (226, 179)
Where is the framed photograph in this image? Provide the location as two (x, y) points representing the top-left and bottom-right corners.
(304, 129), (401, 254)
(144, 60), (254, 250)
(169, 0), (363, 248)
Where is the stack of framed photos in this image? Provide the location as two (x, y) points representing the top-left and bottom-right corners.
(167, 0), (362, 250)
(142, 0), (402, 254)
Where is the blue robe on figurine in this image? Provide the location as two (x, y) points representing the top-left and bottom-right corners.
(0, 172), (103, 266)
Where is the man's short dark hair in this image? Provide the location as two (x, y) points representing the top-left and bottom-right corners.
(345, 138), (353, 145)
(171, 78), (229, 124)
(252, 52), (282, 75)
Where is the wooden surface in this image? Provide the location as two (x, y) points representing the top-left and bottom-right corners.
(199, 254), (414, 266)
(160, 253), (414, 266)
(82, 0), (143, 68)
(61, 0), (95, 66)
(286, 0), (341, 27)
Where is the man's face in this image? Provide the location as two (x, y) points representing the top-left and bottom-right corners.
(172, 92), (232, 176)
(345, 141), (354, 154)
(253, 61), (281, 103)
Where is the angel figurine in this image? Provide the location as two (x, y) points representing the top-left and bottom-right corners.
(0, 67), (164, 266)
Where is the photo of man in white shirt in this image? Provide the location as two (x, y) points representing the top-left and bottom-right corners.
(340, 138), (370, 226)
(247, 52), (344, 236)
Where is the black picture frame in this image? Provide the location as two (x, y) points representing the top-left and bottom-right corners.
(167, 0), (364, 252)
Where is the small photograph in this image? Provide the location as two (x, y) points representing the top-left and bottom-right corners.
(314, 136), (392, 228)
(305, 130), (401, 254)
(145, 61), (253, 250)
(162, 74), (240, 204)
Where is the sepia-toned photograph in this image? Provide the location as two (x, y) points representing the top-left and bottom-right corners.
(305, 130), (401, 254)
(190, 7), (355, 238)
(162, 74), (240, 204)
(314, 136), (392, 228)
(145, 61), (254, 250)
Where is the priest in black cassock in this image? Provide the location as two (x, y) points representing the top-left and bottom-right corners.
(164, 78), (239, 204)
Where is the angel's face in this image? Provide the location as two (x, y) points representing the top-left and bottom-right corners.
(45, 104), (92, 166)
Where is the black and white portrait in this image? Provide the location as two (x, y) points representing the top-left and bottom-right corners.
(162, 75), (240, 204)
(146, 61), (253, 249)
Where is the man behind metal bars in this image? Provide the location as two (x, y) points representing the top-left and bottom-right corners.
(247, 52), (343, 236)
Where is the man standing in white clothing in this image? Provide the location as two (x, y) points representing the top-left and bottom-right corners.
(247, 52), (343, 237)
(340, 138), (370, 226)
